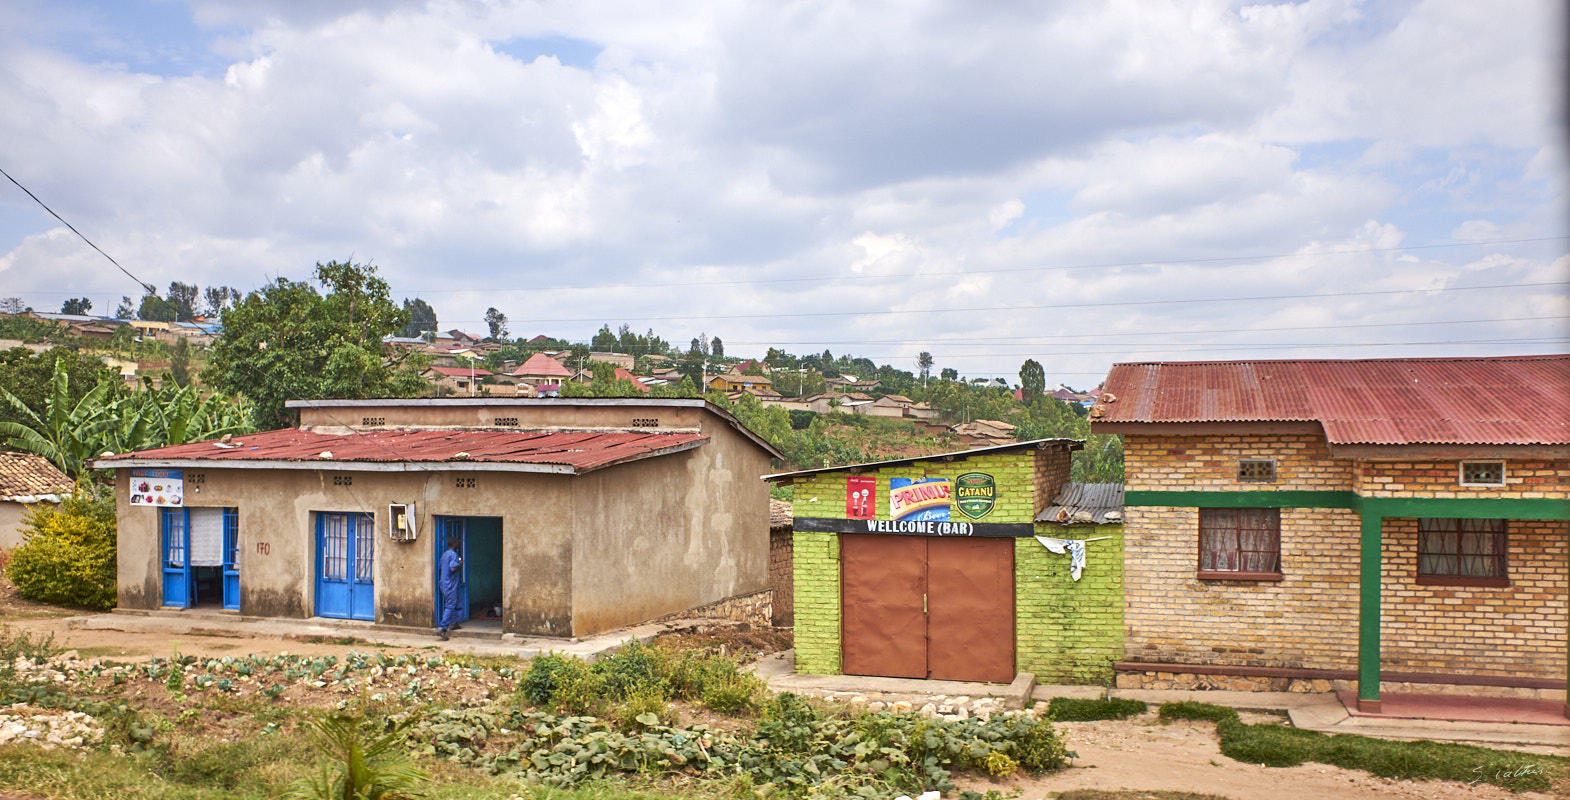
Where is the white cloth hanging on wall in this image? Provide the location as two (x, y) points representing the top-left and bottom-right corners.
(189, 508), (225, 567)
(1035, 536), (1097, 581)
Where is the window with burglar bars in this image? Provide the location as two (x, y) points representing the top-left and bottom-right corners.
(223, 508), (239, 567)
(1198, 508), (1281, 579)
(321, 513), (349, 580)
(1459, 461), (1505, 486)
(354, 514), (374, 582)
(161, 507), (186, 569)
(1236, 459), (1276, 482)
(1419, 518), (1507, 585)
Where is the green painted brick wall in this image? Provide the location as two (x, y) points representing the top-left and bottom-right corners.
(792, 530), (841, 674)
(1016, 523), (1125, 684)
(790, 449), (1119, 682)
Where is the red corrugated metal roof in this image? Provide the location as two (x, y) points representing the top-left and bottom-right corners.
(427, 366), (494, 378)
(614, 367), (650, 393)
(1096, 355), (1570, 446)
(512, 353), (573, 378)
(98, 428), (707, 473)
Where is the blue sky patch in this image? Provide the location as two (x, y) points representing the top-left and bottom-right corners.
(491, 35), (602, 69)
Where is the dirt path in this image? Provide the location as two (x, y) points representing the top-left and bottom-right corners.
(962, 716), (1562, 800)
(0, 599), (1559, 800)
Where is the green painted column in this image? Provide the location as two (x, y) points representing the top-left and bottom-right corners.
(1357, 508), (1383, 712)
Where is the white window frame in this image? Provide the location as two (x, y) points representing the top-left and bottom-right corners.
(1458, 460), (1506, 487)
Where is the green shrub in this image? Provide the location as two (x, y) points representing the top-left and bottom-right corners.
(701, 675), (764, 716)
(614, 686), (677, 731)
(520, 653), (603, 715)
(591, 639), (666, 701)
(1047, 697), (1148, 721)
(6, 482), (117, 609)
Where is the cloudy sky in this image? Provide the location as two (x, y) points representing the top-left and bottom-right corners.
(0, 0), (1565, 385)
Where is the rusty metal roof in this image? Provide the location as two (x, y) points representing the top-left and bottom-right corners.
(1036, 482), (1124, 525)
(96, 428), (708, 475)
(1095, 355), (1570, 446)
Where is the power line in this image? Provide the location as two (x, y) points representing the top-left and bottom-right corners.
(0, 166), (156, 295)
(452, 280), (1570, 325)
(704, 314), (1570, 347)
(406, 236), (1569, 294)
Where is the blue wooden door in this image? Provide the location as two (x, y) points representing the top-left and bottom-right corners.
(222, 508), (240, 611)
(317, 513), (374, 620)
(161, 508), (191, 607)
(433, 517), (469, 625)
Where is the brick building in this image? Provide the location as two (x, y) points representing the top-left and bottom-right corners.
(767, 439), (1129, 685)
(1092, 356), (1569, 715)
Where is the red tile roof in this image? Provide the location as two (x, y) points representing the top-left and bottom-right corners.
(512, 353), (573, 378)
(614, 367), (650, 393)
(1096, 355), (1570, 446)
(97, 428), (707, 474)
(427, 365), (494, 378)
(0, 453), (72, 500)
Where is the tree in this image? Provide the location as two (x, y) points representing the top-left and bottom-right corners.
(206, 261), (426, 429)
(917, 352), (934, 385)
(0, 298), (25, 314)
(138, 292), (177, 322)
(170, 337), (192, 387)
(1020, 359), (1045, 403)
(399, 298), (438, 338)
(484, 307), (508, 340)
(114, 296), (135, 319)
(592, 324), (617, 351)
(0, 346), (115, 433)
(61, 298), (92, 315)
(204, 286), (242, 318)
(167, 281), (200, 322)
(940, 367), (958, 382)
(710, 336), (724, 358)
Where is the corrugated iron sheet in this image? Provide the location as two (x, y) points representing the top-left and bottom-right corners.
(1094, 355), (1570, 446)
(1035, 482), (1125, 524)
(98, 428), (707, 473)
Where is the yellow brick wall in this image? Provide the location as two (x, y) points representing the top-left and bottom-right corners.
(1123, 504), (1362, 669)
(1123, 433), (1354, 492)
(1381, 517), (1568, 679)
(1357, 460), (1570, 499)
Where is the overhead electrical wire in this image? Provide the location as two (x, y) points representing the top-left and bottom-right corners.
(0, 165), (156, 295)
(407, 235), (1570, 294)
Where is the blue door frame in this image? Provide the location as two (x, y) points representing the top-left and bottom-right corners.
(316, 512), (375, 621)
(434, 516), (469, 626)
(163, 507), (241, 609)
(161, 508), (191, 607)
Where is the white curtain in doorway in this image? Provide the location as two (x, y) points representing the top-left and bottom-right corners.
(189, 508), (225, 566)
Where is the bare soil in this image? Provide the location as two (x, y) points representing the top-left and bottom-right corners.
(0, 581), (1561, 800)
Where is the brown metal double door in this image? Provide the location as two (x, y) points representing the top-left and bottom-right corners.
(840, 534), (1015, 683)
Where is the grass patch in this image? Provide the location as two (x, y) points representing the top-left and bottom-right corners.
(70, 644), (151, 659)
(1158, 701), (1566, 792)
(1047, 697), (1148, 722)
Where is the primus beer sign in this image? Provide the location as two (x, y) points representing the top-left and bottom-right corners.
(888, 477), (950, 521)
(954, 472), (996, 519)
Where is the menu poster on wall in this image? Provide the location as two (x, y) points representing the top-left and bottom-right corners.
(130, 468), (184, 507)
(888, 477), (951, 522)
(845, 476), (876, 519)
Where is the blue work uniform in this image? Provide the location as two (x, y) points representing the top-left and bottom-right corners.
(438, 546), (463, 630)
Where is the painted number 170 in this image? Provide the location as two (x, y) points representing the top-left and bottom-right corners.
(255, 542), (271, 555)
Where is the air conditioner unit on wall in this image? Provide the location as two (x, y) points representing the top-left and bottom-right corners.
(389, 503), (418, 542)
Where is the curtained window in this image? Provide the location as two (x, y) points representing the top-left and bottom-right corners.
(1418, 518), (1507, 586)
(1199, 508), (1281, 580)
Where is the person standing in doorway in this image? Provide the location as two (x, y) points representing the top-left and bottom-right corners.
(437, 535), (463, 640)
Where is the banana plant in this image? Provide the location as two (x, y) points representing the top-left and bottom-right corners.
(0, 360), (112, 475)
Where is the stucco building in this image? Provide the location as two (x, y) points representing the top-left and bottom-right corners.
(0, 453), (73, 550)
(97, 398), (781, 637)
(1092, 356), (1569, 715)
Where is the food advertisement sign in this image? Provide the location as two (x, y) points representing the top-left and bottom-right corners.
(845, 476), (876, 519)
(130, 468), (184, 507)
(954, 472), (997, 519)
(888, 477), (950, 522)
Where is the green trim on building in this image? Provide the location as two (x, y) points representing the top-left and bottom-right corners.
(1357, 511), (1382, 705)
(1124, 490), (1359, 509)
(1362, 496), (1570, 520)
